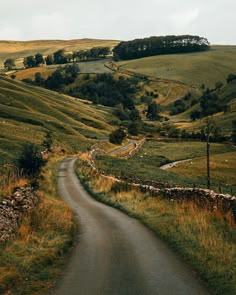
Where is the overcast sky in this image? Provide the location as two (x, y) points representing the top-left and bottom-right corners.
(1, 0), (235, 44)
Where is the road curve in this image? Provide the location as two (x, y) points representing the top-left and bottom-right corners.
(53, 158), (209, 295)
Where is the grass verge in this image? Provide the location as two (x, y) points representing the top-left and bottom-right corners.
(0, 155), (76, 295)
(76, 156), (236, 295)
(95, 141), (236, 193)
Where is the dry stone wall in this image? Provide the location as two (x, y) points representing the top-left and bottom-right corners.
(87, 144), (236, 220)
(0, 185), (39, 243)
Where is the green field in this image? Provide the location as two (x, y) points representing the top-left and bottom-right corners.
(118, 45), (236, 88)
(0, 77), (115, 165)
(95, 141), (236, 193)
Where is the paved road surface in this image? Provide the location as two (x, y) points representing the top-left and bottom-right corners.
(109, 139), (136, 156)
(53, 158), (209, 295)
(160, 159), (192, 170)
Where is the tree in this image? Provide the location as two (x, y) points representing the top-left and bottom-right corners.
(170, 99), (186, 115)
(99, 47), (111, 58)
(45, 55), (54, 65)
(146, 101), (160, 120)
(113, 35), (210, 60)
(53, 50), (68, 64)
(64, 63), (80, 80)
(109, 128), (126, 145)
(24, 56), (36, 68)
(17, 143), (45, 177)
(226, 73), (236, 83)
(200, 91), (221, 116)
(190, 110), (201, 121)
(45, 69), (64, 90)
(128, 122), (139, 135)
(35, 72), (45, 86)
(35, 53), (45, 66)
(4, 58), (16, 70)
(129, 109), (141, 121)
(232, 120), (236, 145)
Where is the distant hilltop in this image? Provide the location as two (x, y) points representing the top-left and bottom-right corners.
(0, 38), (120, 68)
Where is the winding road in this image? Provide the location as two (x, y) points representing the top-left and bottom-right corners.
(53, 158), (209, 295)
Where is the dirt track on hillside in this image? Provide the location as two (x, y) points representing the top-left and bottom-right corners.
(53, 158), (209, 295)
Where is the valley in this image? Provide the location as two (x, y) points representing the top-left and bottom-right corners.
(0, 37), (235, 295)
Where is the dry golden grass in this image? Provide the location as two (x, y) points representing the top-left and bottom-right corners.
(0, 155), (76, 295)
(0, 39), (119, 53)
(14, 67), (55, 80)
(0, 178), (28, 200)
(92, 174), (116, 193)
(171, 151), (236, 186)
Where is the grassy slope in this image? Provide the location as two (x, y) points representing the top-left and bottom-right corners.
(95, 141), (236, 193)
(0, 77), (115, 165)
(118, 45), (236, 88)
(14, 66), (198, 118)
(0, 39), (120, 68)
(173, 80), (236, 133)
(14, 67), (55, 80)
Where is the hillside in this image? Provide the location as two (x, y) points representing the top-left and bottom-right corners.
(0, 38), (119, 68)
(11, 62), (235, 136)
(0, 76), (115, 165)
(173, 80), (236, 134)
(118, 45), (236, 88)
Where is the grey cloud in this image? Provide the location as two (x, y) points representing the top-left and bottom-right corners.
(0, 0), (235, 44)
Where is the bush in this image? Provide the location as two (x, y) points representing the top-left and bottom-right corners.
(16, 143), (45, 177)
(109, 128), (126, 145)
(190, 110), (201, 121)
(226, 73), (236, 83)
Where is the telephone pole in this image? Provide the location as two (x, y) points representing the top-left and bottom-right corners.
(206, 129), (211, 189)
(205, 117), (214, 190)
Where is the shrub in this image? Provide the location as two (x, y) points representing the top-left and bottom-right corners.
(16, 143), (45, 177)
(109, 128), (126, 145)
(226, 73), (236, 83)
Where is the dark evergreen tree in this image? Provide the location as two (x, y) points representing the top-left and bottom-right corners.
(113, 35), (210, 60)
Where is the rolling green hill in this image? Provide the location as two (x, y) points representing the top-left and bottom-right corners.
(0, 76), (115, 165)
(118, 45), (236, 88)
